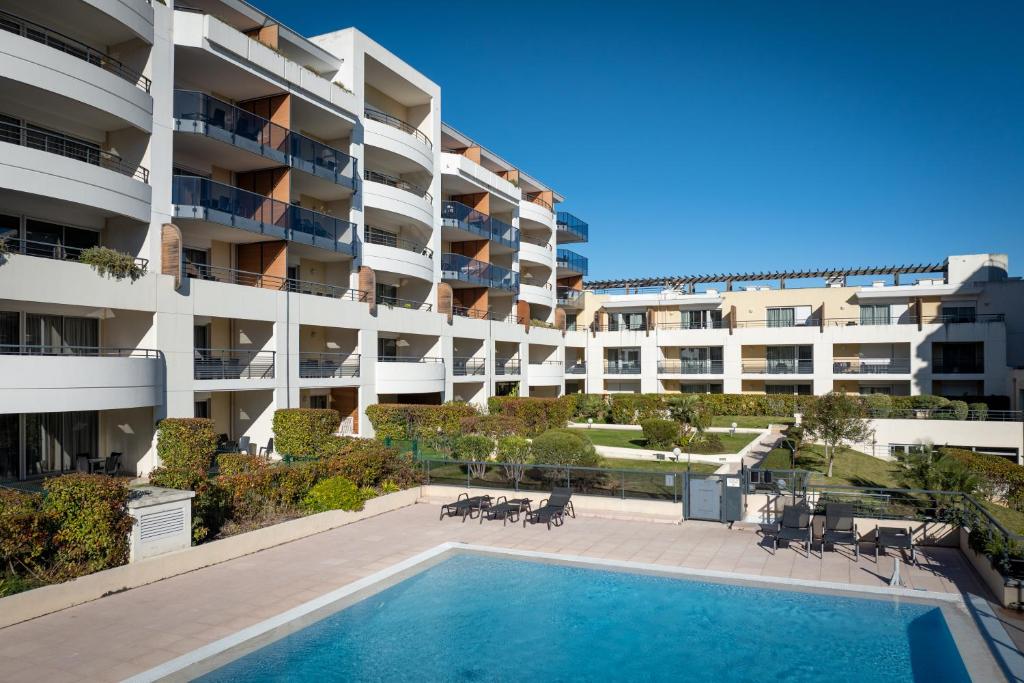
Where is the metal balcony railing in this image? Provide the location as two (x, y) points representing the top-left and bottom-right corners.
(520, 235), (552, 250)
(832, 360), (911, 374)
(0, 9), (151, 91)
(654, 320), (725, 330)
(555, 211), (588, 242)
(495, 358), (521, 375)
(557, 287), (583, 303)
(932, 363), (985, 374)
(0, 119), (149, 182)
(441, 200), (519, 249)
(298, 352), (360, 378)
(364, 169), (432, 201)
(364, 106), (431, 148)
(194, 349), (275, 380)
(174, 90), (357, 187)
(453, 357), (487, 376)
(365, 226), (432, 257)
(604, 361), (641, 375)
(450, 307), (524, 324)
(735, 318), (821, 329)
(523, 192), (553, 211)
(0, 345), (159, 358)
(657, 360), (724, 374)
(377, 295), (433, 312)
(741, 359), (814, 374)
(183, 262), (368, 301)
(377, 356), (444, 364)
(556, 248), (588, 275)
(0, 236), (148, 270)
(172, 176), (357, 255)
(597, 320), (649, 332)
(441, 253), (519, 292)
(566, 362), (587, 374)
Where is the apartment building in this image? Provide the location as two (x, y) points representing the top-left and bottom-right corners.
(575, 253), (1024, 405)
(0, 0), (590, 481)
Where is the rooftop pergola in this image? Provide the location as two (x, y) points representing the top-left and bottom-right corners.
(584, 261), (948, 292)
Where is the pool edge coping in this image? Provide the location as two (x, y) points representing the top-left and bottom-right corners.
(124, 541), (1020, 683)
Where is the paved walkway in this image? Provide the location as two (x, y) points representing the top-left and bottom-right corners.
(0, 503), (1015, 682)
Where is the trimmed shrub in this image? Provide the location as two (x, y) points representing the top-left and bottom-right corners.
(150, 418), (224, 543)
(273, 409), (341, 457)
(573, 393), (608, 422)
(453, 435), (494, 461)
(969, 402), (989, 421)
(943, 448), (1024, 510)
(301, 477), (366, 513)
(460, 414), (527, 438)
(641, 418), (680, 449)
(0, 489), (51, 577)
(949, 400), (969, 421)
(864, 393), (893, 418)
(530, 429), (602, 468)
(487, 397), (574, 436)
(684, 433), (725, 455)
(43, 474), (133, 579)
(319, 440), (421, 489)
(496, 435), (531, 464)
(216, 453), (267, 476)
(909, 395), (950, 411)
(365, 402), (478, 440)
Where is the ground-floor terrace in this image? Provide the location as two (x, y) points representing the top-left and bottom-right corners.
(0, 503), (1020, 681)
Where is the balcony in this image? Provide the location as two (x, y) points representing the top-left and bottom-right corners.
(932, 363), (984, 375)
(822, 313), (1005, 327)
(298, 352), (359, 378)
(365, 226), (432, 257)
(174, 90), (357, 190)
(657, 360), (724, 374)
(557, 287), (584, 308)
(832, 360), (911, 375)
(364, 107), (431, 149)
(556, 249), (588, 276)
(172, 176), (356, 255)
(735, 318), (820, 329)
(364, 169), (432, 202)
(495, 358), (521, 376)
(556, 211), (588, 244)
(2, 236), (148, 270)
(452, 307), (524, 324)
(741, 359), (814, 375)
(566, 361), (587, 375)
(0, 118), (148, 182)
(453, 357), (486, 376)
(441, 200), (518, 249)
(523, 192), (553, 212)
(655, 320), (725, 331)
(441, 253), (519, 293)
(528, 361), (563, 385)
(604, 361), (641, 375)
(184, 262), (367, 302)
(193, 349), (275, 380)
(376, 356), (445, 394)
(598, 320), (649, 332)
(0, 9), (151, 92)
(377, 295), (433, 312)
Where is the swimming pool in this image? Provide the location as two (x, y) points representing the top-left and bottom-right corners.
(182, 551), (979, 682)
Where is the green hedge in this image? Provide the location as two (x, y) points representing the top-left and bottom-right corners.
(943, 448), (1024, 511)
(317, 438), (421, 489)
(487, 396), (575, 436)
(365, 402), (478, 440)
(151, 418), (224, 543)
(301, 477), (366, 513)
(273, 409), (341, 456)
(460, 414), (527, 438)
(43, 474), (133, 579)
(530, 428), (602, 467)
(640, 418), (680, 449)
(0, 489), (51, 580)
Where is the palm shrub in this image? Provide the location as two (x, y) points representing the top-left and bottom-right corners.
(640, 418), (680, 449)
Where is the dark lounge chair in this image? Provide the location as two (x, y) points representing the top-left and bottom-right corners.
(820, 503), (859, 559)
(766, 504), (813, 556)
(524, 487), (575, 529)
(479, 496), (532, 526)
(439, 493), (493, 522)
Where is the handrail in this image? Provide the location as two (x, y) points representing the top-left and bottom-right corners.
(377, 356), (444, 363)
(603, 361), (641, 374)
(452, 357), (486, 376)
(174, 90), (357, 186)
(365, 225), (432, 257)
(654, 320), (724, 330)
(870, 408), (1023, 422)
(441, 200), (519, 248)
(377, 295), (433, 312)
(0, 344), (160, 358)
(364, 169), (432, 201)
(494, 358), (521, 375)
(822, 314), (1005, 326)
(184, 261), (368, 301)
(832, 360), (911, 374)
(556, 248), (588, 275)
(741, 359), (814, 374)
(566, 362), (587, 374)
(194, 349), (275, 380)
(0, 9), (151, 92)
(364, 106), (431, 148)
(520, 235), (552, 250)
(657, 360), (724, 374)
(531, 360), (563, 366)
(734, 318), (821, 329)
(0, 236), (149, 269)
(0, 120), (149, 182)
(555, 211), (589, 241)
(932, 364), (985, 375)
(441, 252), (519, 292)
(556, 287), (584, 302)
(172, 176), (357, 254)
(595, 321), (649, 332)
(452, 306), (492, 321)
(297, 352), (360, 378)
(523, 192), (553, 212)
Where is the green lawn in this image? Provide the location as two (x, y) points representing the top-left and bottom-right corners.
(581, 427), (757, 454)
(758, 444), (900, 488)
(602, 456), (719, 475)
(710, 415), (794, 429)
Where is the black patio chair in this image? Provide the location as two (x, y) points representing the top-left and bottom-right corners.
(524, 487), (575, 529)
(766, 503), (813, 556)
(820, 503), (859, 560)
(479, 496), (532, 526)
(439, 493), (492, 522)
(876, 525), (915, 564)
(103, 452), (122, 475)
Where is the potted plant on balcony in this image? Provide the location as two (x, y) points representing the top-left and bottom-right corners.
(78, 246), (146, 283)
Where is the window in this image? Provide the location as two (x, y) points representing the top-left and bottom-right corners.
(0, 413), (18, 480)
(941, 305), (976, 323)
(309, 395), (328, 409)
(607, 348), (640, 372)
(23, 315), (98, 353)
(681, 309), (722, 330)
(22, 411), (98, 478)
(194, 325), (210, 354)
(766, 346), (812, 373)
(859, 386), (892, 395)
(860, 304), (891, 326)
(0, 213), (18, 242)
(287, 265), (300, 282)
(680, 383), (724, 394)
(565, 313), (578, 331)
(376, 283), (398, 306)
(183, 248), (210, 279)
(766, 307), (796, 328)
(933, 342), (983, 374)
(24, 219), (99, 260)
(0, 311), (18, 353)
(378, 337), (398, 359)
(766, 384), (812, 395)
(194, 400), (211, 418)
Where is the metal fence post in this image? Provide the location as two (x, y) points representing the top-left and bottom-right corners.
(621, 472), (625, 500)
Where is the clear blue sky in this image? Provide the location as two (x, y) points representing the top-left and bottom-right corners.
(259, 0), (1024, 281)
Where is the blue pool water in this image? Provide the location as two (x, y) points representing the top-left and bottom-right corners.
(197, 554), (971, 682)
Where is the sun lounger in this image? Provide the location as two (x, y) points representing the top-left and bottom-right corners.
(766, 503), (812, 556)
(524, 487), (575, 529)
(439, 493), (492, 522)
(479, 496), (532, 525)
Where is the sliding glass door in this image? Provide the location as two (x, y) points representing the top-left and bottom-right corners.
(2, 411), (98, 480)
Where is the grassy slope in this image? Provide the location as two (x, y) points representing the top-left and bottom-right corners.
(758, 444), (900, 488)
(582, 428), (757, 454)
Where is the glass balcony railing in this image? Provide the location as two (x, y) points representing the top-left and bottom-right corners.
(173, 90), (356, 188)
(604, 361), (641, 375)
(557, 287), (583, 305)
(556, 249), (588, 276)
(440, 253), (519, 292)
(556, 211), (588, 243)
(657, 360), (724, 374)
(172, 176), (356, 255)
(441, 200), (519, 249)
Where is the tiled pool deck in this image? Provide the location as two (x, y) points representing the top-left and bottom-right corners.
(0, 502), (1021, 682)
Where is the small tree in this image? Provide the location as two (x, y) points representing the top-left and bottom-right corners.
(800, 392), (872, 478)
(666, 395), (713, 449)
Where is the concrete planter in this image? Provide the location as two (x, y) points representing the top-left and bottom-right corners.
(959, 527), (1020, 608)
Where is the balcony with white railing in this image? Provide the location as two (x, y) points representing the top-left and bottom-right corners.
(376, 356), (445, 394)
(363, 106), (433, 172)
(528, 360), (563, 386)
